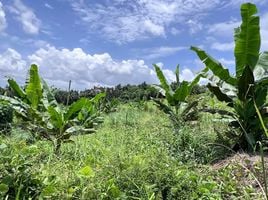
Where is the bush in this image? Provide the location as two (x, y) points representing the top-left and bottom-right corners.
(0, 101), (13, 134)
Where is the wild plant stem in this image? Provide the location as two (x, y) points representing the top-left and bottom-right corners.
(66, 80), (72, 106)
(258, 141), (268, 199)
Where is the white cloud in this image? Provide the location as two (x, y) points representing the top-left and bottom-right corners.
(222, 0), (266, 8)
(211, 42), (234, 51)
(143, 46), (186, 59)
(170, 27), (181, 35)
(44, 3), (54, 10)
(208, 20), (240, 38)
(180, 68), (195, 81)
(143, 19), (165, 36)
(218, 58), (235, 66)
(187, 19), (203, 34)
(0, 48), (27, 85)
(28, 45), (160, 89)
(71, 0), (243, 43)
(8, 0), (41, 34)
(0, 45), (201, 89)
(0, 2), (7, 32)
(208, 12), (268, 51)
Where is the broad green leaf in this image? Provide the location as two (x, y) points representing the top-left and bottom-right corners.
(153, 64), (174, 96)
(181, 101), (198, 118)
(207, 83), (233, 104)
(78, 166), (95, 177)
(25, 64), (43, 109)
(0, 95), (29, 118)
(47, 106), (63, 129)
(234, 3), (260, 77)
(237, 66), (255, 101)
(90, 92), (106, 103)
(188, 67), (208, 92)
(191, 46), (237, 86)
(42, 78), (57, 108)
(174, 81), (189, 102)
(152, 85), (165, 96)
(64, 98), (88, 120)
(65, 125), (95, 134)
(7, 79), (26, 99)
(254, 51), (268, 81)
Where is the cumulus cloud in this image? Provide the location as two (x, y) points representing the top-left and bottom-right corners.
(180, 68), (195, 81)
(0, 2), (7, 32)
(71, 0), (245, 43)
(0, 48), (27, 86)
(8, 0), (41, 34)
(0, 45), (202, 89)
(27, 45), (158, 89)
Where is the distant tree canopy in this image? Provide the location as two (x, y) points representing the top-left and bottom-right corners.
(54, 82), (160, 105)
(0, 82), (206, 105)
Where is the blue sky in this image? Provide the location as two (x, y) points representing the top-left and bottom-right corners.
(0, 0), (267, 89)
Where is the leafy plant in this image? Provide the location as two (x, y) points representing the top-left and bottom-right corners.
(0, 64), (105, 153)
(191, 3), (268, 151)
(153, 64), (206, 130)
(0, 101), (13, 134)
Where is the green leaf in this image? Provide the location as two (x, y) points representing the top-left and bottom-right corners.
(7, 79), (26, 99)
(41, 78), (57, 108)
(234, 3), (260, 77)
(153, 64), (174, 96)
(188, 67), (208, 92)
(174, 81), (189, 102)
(48, 106), (63, 129)
(90, 92), (106, 103)
(25, 64), (43, 109)
(0, 95), (29, 119)
(237, 66), (255, 101)
(207, 83), (233, 104)
(254, 51), (268, 81)
(65, 125), (95, 134)
(0, 183), (8, 194)
(64, 98), (88, 121)
(191, 46), (237, 85)
(78, 166), (95, 177)
(175, 64), (180, 84)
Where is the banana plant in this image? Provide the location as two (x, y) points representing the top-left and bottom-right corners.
(191, 3), (268, 151)
(0, 64), (105, 153)
(0, 64), (48, 126)
(44, 98), (96, 154)
(153, 64), (207, 129)
(75, 92), (106, 129)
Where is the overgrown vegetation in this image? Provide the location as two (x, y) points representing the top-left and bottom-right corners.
(0, 65), (105, 154)
(152, 64), (206, 130)
(192, 3), (268, 152)
(0, 2), (267, 199)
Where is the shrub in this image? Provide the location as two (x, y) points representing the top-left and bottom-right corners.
(0, 101), (13, 134)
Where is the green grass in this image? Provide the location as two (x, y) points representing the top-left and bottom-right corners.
(0, 102), (265, 199)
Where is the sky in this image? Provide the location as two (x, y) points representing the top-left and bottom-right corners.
(0, 0), (267, 90)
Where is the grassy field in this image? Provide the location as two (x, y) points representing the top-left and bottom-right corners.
(0, 102), (266, 199)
